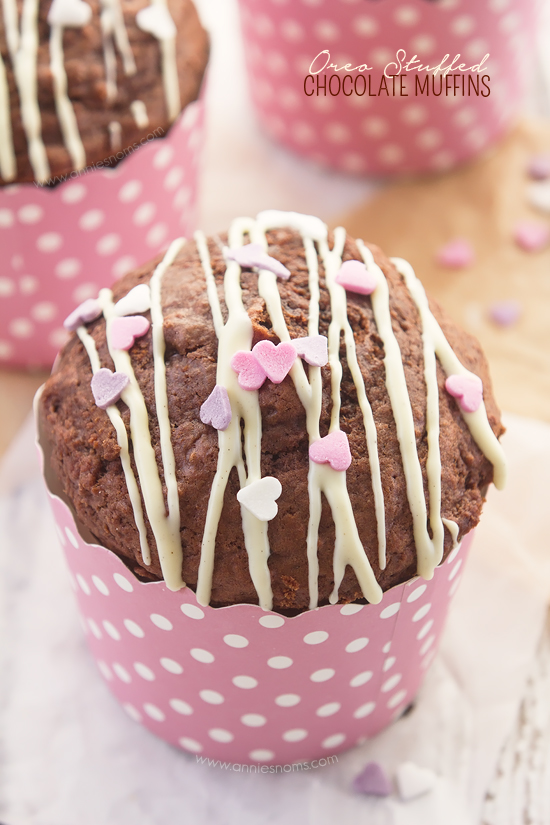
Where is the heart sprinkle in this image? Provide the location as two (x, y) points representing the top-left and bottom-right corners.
(445, 373), (483, 413)
(352, 762), (392, 797)
(489, 300), (521, 327)
(335, 259), (377, 295)
(225, 243), (291, 280)
(110, 315), (150, 350)
(309, 431), (352, 472)
(231, 351), (267, 391)
(135, 3), (176, 39)
(513, 220), (550, 252)
(63, 298), (102, 331)
(114, 284), (151, 317)
(252, 340), (297, 383)
(47, 0), (92, 27)
(91, 368), (129, 410)
(528, 153), (550, 180)
(527, 181), (550, 214)
(200, 385), (232, 431)
(436, 239), (475, 268)
(237, 477), (282, 522)
(395, 762), (437, 802)
(291, 335), (328, 367)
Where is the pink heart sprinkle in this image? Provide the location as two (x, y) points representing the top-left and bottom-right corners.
(291, 335), (329, 367)
(231, 351), (267, 391)
(226, 243), (290, 280)
(528, 153), (550, 180)
(63, 298), (102, 331)
(110, 315), (150, 350)
(489, 300), (521, 327)
(91, 368), (129, 410)
(513, 220), (550, 252)
(436, 239), (475, 268)
(252, 340), (297, 383)
(200, 385), (232, 431)
(309, 430), (352, 472)
(353, 762), (392, 797)
(335, 259), (377, 295)
(445, 373), (483, 413)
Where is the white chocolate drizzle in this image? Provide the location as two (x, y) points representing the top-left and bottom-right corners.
(0, 53), (16, 181)
(13, 0), (50, 182)
(76, 325), (151, 564)
(130, 99), (149, 128)
(98, 282), (184, 590)
(100, 0), (136, 102)
(135, 0), (180, 122)
(108, 119), (122, 151)
(49, 22), (87, 172)
(74, 212), (506, 609)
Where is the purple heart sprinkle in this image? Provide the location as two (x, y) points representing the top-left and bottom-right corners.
(352, 762), (392, 797)
(528, 153), (550, 181)
(91, 368), (129, 410)
(225, 243), (291, 280)
(200, 385), (232, 431)
(488, 300), (521, 327)
(63, 298), (102, 331)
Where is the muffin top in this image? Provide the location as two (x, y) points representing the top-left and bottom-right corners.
(0, 0), (208, 185)
(39, 211), (506, 614)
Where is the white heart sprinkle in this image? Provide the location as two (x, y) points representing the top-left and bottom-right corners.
(237, 477), (282, 522)
(395, 762), (437, 801)
(527, 181), (550, 213)
(136, 4), (176, 40)
(48, 0), (92, 27)
(114, 284), (151, 317)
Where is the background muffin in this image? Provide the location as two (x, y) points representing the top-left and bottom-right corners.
(0, 0), (208, 185)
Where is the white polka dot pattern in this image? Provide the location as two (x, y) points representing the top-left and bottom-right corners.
(0, 98), (205, 367)
(237, 0), (536, 176)
(46, 481), (474, 767)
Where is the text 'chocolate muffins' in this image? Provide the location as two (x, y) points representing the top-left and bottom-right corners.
(0, 0), (208, 184)
(39, 211), (506, 614)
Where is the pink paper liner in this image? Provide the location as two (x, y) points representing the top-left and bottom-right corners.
(237, 0), (537, 176)
(0, 91), (205, 369)
(38, 426), (472, 765)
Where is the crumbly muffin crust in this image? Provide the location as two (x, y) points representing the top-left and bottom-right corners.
(39, 228), (504, 612)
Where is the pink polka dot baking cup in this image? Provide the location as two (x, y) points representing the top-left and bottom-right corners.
(0, 93), (204, 369)
(237, 0), (537, 176)
(38, 424), (472, 765)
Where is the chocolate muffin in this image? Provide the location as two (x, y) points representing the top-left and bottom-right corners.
(38, 211), (506, 614)
(0, 0), (208, 185)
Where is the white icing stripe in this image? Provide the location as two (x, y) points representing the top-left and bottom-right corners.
(130, 99), (149, 129)
(49, 25), (87, 172)
(2, 0), (20, 59)
(442, 518), (460, 549)
(149, 238), (186, 571)
(194, 230), (224, 337)
(76, 325), (151, 564)
(110, 0), (136, 76)
(323, 233), (387, 571)
(100, 0), (117, 101)
(392, 256), (507, 491)
(196, 227), (272, 609)
(160, 35), (180, 122)
(14, 0), (50, 182)
(99, 287), (185, 591)
(108, 119), (122, 151)
(0, 53), (16, 181)
(357, 244), (439, 580)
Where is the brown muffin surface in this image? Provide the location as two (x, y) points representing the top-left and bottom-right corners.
(1, 0), (208, 184)
(39, 227), (504, 613)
